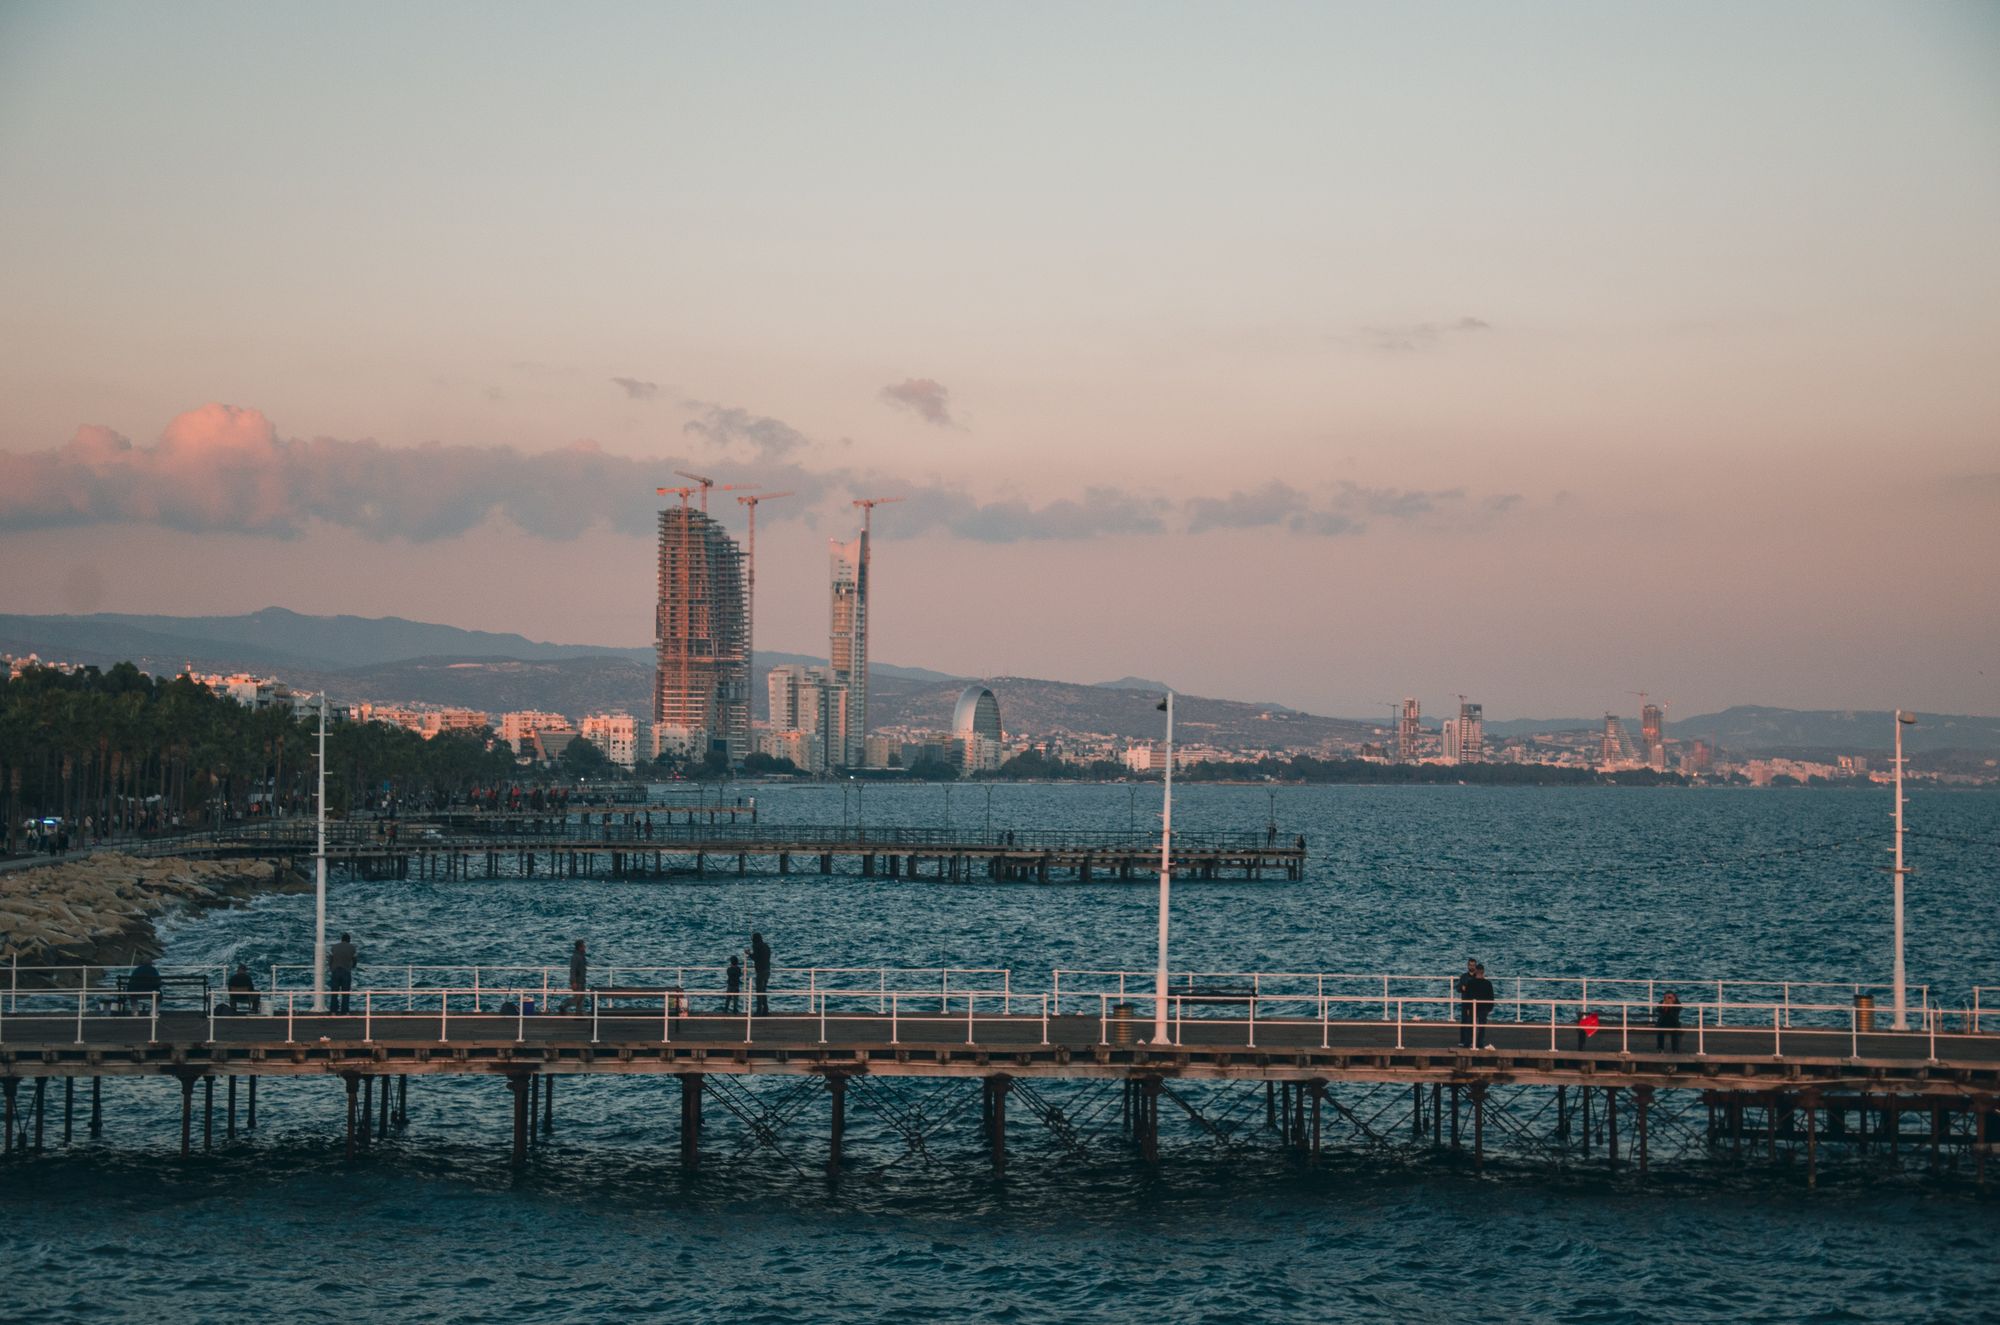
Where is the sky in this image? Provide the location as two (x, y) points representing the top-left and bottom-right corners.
(1, 1), (1996, 718)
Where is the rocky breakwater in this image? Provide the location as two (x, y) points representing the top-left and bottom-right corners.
(0, 852), (305, 978)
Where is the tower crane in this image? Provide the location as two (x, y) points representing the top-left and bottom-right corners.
(735, 491), (793, 718)
(851, 495), (904, 543)
(675, 470), (752, 513)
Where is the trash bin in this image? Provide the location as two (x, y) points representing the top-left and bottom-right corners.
(1854, 993), (1875, 1033)
(1111, 1002), (1137, 1046)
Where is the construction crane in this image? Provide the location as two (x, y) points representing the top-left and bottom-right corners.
(734, 491), (793, 716)
(675, 470), (753, 513)
(851, 495), (904, 542)
(655, 485), (698, 509)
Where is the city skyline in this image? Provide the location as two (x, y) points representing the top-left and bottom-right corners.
(1, 5), (1996, 719)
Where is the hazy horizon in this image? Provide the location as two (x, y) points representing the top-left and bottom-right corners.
(3, 3), (1996, 718)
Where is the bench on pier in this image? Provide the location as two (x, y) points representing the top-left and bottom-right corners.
(584, 986), (690, 1017)
(1179, 983), (1258, 1010)
(112, 972), (210, 1011)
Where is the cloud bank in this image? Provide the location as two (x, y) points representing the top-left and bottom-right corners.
(610, 377), (659, 400)
(879, 378), (955, 427)
(0, 404), (1513, 546)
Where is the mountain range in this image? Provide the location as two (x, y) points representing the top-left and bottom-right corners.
(3, 608), (1996, 761)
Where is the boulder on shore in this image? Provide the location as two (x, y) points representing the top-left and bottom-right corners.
(0, 852), (301, 976)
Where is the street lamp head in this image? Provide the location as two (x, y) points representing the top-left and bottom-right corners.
(1897, 712), (1918, 725)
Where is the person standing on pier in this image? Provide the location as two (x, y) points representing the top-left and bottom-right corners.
(1468, 962), (1496, 1050)
(751, 932), (772, 1016)
(328, 933), (358, 1014)
(1455, 958), (1479, 1047)
(725, 954), (742, 1013)
(566, 940), (588, 1014)
(1653, 990), (1684, 1053)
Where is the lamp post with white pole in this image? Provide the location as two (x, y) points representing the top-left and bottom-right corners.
(1891, 708), (1917, 1031)
(1152, 691), (1174, 1045)
(313, 692), (329, 1013)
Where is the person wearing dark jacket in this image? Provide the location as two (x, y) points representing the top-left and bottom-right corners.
(1464, 962), (1497, 1049)
(724, 955), (742, 1014)
(328, 933), (359, 1014)
(1455, 958), (1479, 1048)
(566, 939), (588, 1014)
(1653, 990), (1684, 1053)
(750, 932), (772, 1016)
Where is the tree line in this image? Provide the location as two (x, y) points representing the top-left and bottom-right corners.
(0, 662), (523, 848)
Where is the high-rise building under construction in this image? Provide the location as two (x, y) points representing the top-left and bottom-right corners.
(654, 504), (749, 763)
(829, 536), (868, 769)
(1396, 698), (1421, 762)
(1456, 699), (1485, 763)
(1640, 703), (1665, 767)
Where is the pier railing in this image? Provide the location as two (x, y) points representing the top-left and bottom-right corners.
(1, 975), (1991, 1070)
(1050, 969), (1934, 1029)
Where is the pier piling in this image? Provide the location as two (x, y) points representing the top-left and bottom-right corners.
(826, 1074), (846, 1176)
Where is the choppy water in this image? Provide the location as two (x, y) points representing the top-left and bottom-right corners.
(4, 785), (1997, 1322)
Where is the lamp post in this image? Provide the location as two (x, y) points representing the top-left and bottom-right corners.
(313, 692), (329, 1013)
(1152, 692), (1174, 1045)
(1891, 709), (1917, 1030)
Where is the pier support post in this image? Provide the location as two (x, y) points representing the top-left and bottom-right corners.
(63, 1077), (73, 1146)
(227, 1076), (237, 1139)
(179, 1075), (196, 1157)
(986, 1075), (1012, 1174)
(381, 1071), (393, 1136)
(398, 1075), (407, 1126)
(680, 1074), (704, 1170)
(508, 1074), (529, 1168)
(343, 1075), (359, 1160)
(2, 1077), (15, 1156)
(202, 1076), (213, 1152)
(1634, 1085), (1652, 1178)
(826, 1074), (847, 1176)
(1450, 1084), (1460, 1152)
(543, 1074), (555, 1134)
(1977, 1097), (1991, 1188)
(1606, 1088), (1618, 1171)
(1138, 1077), (1162, 1164)
(361, 1076), (373, 1145)
(1413, 1083), (1424, 1140)
(91, 1077), (101, 1138)
(34, 1077), (46, 1154)
(1308, 1081), (1325, 1164)
(1802, 1090), (1820, 1188)
(1471, 1083), (1487, 1174)
(247, 1077), (256, 1131)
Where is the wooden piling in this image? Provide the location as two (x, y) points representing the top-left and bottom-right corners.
(180, 1075), (196, 1157)
(227, 1076), (237, 1139)
(1635, 1085), (1652, 1177)
(246, 1076), (256, 1131)
(1471, 1083), (1487, 1174)
(826, 1074), (846, 1176)
(680, 1074), (703, 1169)
(344, 1075), (359, 1160)
(987, 1075), (1011, 1174)
(508, 1074), (529, 1168)
(33, 1077), (46, 1154)
(63, 1077), (73, 1146)
(90, 1077), (101, 1138)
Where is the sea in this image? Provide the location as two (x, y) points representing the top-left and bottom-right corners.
(2, 784), (1996, 1323)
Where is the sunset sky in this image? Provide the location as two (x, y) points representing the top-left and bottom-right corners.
(2, 2), (1996, 717)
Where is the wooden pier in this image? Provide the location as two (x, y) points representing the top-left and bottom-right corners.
(2, 984), (1994, 1183)
(144, 821), (1310, 883)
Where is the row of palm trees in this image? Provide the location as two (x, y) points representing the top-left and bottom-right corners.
(0, 662), (521, 850)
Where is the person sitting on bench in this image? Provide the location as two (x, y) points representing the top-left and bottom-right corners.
(227, 962), (261, 1013)
(126, 959), (164, 1013)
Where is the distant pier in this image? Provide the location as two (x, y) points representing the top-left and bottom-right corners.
(140, 818), (1310, 884)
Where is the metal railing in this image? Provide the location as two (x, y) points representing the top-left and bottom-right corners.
(1049, 968), (1933, 1028)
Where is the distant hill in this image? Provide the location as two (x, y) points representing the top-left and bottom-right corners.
(1669, 706), (2000, 758)
(0, 606), (648, 673)
(877, 675), (1376, 749)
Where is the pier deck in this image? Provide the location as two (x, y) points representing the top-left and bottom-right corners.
(2, 974), (1995, 1182)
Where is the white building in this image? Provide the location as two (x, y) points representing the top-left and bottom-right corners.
(580, 713), (641, 768)
(500, 710), (572, 754)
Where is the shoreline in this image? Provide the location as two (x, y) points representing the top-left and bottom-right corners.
(0, 851), (308, 980)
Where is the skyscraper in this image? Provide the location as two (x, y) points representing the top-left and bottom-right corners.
(655, 504), (748, 763)
(1397, 697), (1421, 762)
(1457, 699), (1485, 764)
(829, 535), (868, 769)
(1640, 703), (1665, 766)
